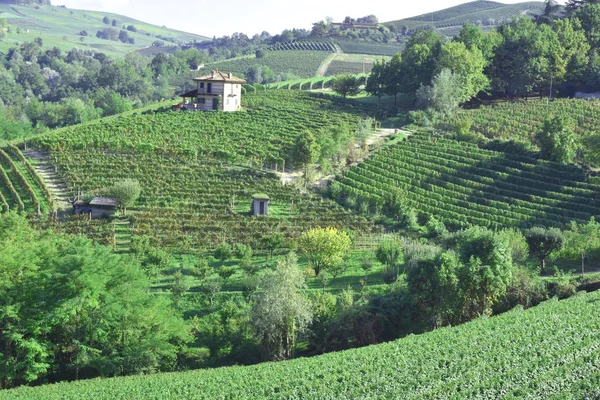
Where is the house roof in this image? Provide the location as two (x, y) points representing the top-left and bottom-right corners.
(89, 197), (118, 207)
(180, 89), (199, 98)
(193, 70), (247, 84)
(252, 193), (270, 200)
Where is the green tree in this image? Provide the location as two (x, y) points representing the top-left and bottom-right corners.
(525, 227), (565, 272)
(214, 243), (233, 266)
(418, 68), (463, 116)
(564, 217), (600, 276)
(535, 116), (578, 164)
(365, 58), (387, 100)
(436, 41), (489, 103)
(111, 178), (141, 214)
(291, 131), (321, 187)
(298, 227), (351, 276)
(251, 253), (312, 361)
(332, 74), (360, 98)
(262, 233), (284, 261)
(405, 245), (459, 328)
(376, 238), (403, 275)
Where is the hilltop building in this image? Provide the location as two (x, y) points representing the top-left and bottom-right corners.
(178, 70), (246, 112)
(73, 197), (118, 219)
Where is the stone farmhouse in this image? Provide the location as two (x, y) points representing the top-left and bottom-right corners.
(178, 70), (246, 112)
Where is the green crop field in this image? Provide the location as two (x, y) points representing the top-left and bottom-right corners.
(335, 39), (403, 56)
(441, 99), (600, 143)
(3, 290), (599, 399)
(201, 50), (330, 79)
(386, 1), (545, 33)
(266, 40), (336, 52)
(0, 3), (208, 57)
(331, 133), (600, 230)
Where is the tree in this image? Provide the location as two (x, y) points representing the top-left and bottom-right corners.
(291, 131), (320, 187)
(536, 0), (561, 24)
(111, 178), (141, 214)
(564, 217), (600, 276)
(535, 116), (578, 164)
(332, 74), (360, 98)
(406, 245), (460, 328)
(365, 58), (387, 100)
(262, 233), (284, 261)
(525, 227), (564, 272)
(102, 16), (110, 24)
(418, 68), (463, 116)
(376, 238), (403, 274)
(298, 227), (351, 276)
(214, 243), (233, 266)
(251, 253), (312, 361)
(436, 41), (489, 103)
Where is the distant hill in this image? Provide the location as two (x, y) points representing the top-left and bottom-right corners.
(0, 3), (209, 57)
(386, 0), (545, 36)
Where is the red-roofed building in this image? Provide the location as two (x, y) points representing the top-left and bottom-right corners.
(178, 70), (246, 112)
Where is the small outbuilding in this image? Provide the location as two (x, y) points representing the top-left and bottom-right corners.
(73, 197), (118, 219)
(252, 194), (270, 216)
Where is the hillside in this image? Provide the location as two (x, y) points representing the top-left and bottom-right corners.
(3, 290), (599, 399)
(386, 0), (545, 35)
(331, 132), (600, 230)
(0, 3), (209, 57)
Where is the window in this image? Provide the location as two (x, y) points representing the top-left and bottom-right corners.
(200, 82), (204, 89)
(198, 97), (205, 104)
(226, 99), (230, 105)
(207, 83), (212, 93)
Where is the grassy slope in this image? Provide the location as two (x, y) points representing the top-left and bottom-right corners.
(386, 0), (544, 32)
(3, 290), (599, 399)
(0, 4), (209, 57)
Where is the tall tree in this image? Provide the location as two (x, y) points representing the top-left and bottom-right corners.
(436, 41), (489, 102)
(291, 131), (321, 186)
(525, 227), (565, 272)
(251, 253), (312, 361)
(298, 227), (351, 276)
(535, 116), (578, 164)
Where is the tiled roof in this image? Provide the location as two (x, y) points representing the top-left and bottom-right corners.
(193, 70), (247, 83)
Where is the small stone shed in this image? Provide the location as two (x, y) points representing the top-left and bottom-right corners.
(73, 197), (118, 219)
(252, 194), (270, 216)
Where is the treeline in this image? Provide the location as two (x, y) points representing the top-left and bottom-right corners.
(0, 41), (211, 136)
(367, 1), (600, 112)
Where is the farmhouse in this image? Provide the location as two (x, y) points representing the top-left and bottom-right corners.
(178, 70), (246, 112)
(73, 197), (118, 219)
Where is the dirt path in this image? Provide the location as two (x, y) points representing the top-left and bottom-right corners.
(317, 45), (343, 77)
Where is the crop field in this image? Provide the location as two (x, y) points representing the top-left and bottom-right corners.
(266, 40), (336, 52)
(4, 290), (599, 399)
(30, 91), (368, 165)
(332, 133), (600, 230)
(441, 98), (600, 142)
(202, 50), (330, 78)
(0, 144), (52, 215)
(49, 151), (377, 251)
(386, 1), (545, 33)
(335, 40), (403, 56)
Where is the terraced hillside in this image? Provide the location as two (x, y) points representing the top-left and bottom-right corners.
(200, 50), (331, 79)
(386, 0), (545, 34)
(24, 91), (379, 250)
(0, 3), (208, 56)
(441, 98), (600, 142)
(3, 289), (599, 399)
(331, 133), (600, 230)
(0, 144), (53, 214)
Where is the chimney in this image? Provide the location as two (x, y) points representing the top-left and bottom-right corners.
(228, 72), (232, 79)
(211, 70), (215, 78)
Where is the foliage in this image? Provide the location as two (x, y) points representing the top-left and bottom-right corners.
(525, 227), (565, 271)
(4, 291), (600, 398)
(110, 178), (141, 214)
(332, 74), (361, 98)
(0, 213), (190, 389)
(535, 116), (578, 164)
(251, 253), (312, 361)
(298, 227), (352, 276)
(375, 238), (403, 274)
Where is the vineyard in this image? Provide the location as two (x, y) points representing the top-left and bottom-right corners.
(441, 98), (600, 142)
(4, 290), (599, 399)
(30, 91), (369, 165)
(47, 151), (377, 251)
(0, 144), (53, 215)
(266, 40), (337, 52)
(202, 50), (330, 78)
(335, 40), (403, 56)
(331, 133), (600, 230)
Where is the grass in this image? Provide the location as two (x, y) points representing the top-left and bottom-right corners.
(0, 4), (208, 57)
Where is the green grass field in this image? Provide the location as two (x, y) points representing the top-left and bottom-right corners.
(3, 289), (599, 399)
(0, 3), (208, 57)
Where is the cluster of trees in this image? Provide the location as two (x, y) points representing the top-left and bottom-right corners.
(0, 40), (211, 135)
(96, 28), (134, 44)
(367, 3), (600, 114)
